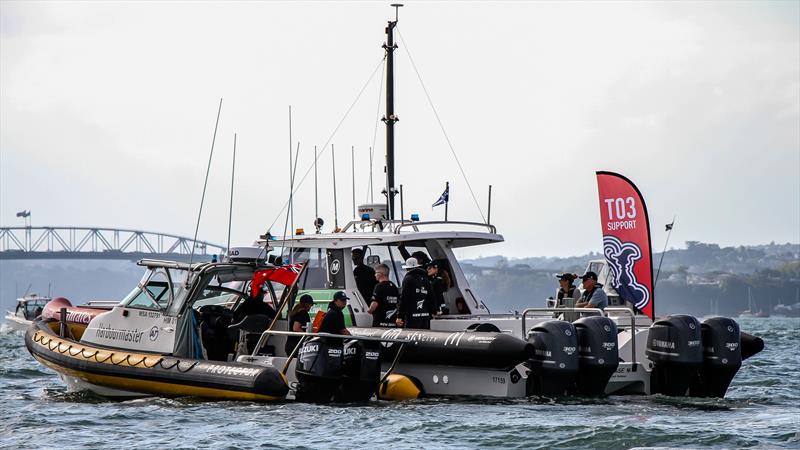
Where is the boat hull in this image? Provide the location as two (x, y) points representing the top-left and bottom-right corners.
(4, 313), (31, 332)
(25, 320), (289, 401)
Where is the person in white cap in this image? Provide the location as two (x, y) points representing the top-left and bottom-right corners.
(396, 257), (435, 329)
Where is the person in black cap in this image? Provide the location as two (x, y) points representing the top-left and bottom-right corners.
(285, 294), (315, 355)
(318, 291), (352, 335)
(351, 248), (377, 303)
(575, 271), (608, 310)
(555, 273), (581, 321)
(396, 257), (435, 329)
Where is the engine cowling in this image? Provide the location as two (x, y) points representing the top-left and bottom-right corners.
(526, 320), (579, 396)
(646, 315), (703, 396)
(689, 317), (742, 398)
(573, 316), (619, 396)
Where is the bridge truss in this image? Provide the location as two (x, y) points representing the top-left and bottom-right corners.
(0, 227), (227, 261)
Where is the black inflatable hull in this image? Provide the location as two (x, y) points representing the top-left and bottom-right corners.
(25, 320), (288, 401)
(349, 327), (534, 369)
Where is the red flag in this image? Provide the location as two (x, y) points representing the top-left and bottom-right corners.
(251, 264), (303, 297)
(596, 171), (655, 320)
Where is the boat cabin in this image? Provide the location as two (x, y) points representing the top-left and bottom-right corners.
(14, 294), (52, 320)
(261, 219), (504, 328)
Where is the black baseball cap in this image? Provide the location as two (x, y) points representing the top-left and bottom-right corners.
(580, 271), (598, 281)
(556, 273), (577, 282)
(333, 291), (350, 302)
(299, 294), (314, 305)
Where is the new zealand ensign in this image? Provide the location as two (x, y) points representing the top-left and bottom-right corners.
(596, 171), (655, 320)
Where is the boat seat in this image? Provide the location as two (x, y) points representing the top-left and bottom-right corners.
(228, 314), (271, 356)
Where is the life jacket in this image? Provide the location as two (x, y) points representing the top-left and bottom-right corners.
(312, 310), (326, 332)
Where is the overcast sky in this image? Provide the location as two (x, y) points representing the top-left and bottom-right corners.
(1, 1), (798, 259)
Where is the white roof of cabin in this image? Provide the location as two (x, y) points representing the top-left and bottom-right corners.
(258, 230), (503, 249)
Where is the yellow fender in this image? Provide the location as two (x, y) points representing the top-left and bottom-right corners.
(378, 374), (422, 401)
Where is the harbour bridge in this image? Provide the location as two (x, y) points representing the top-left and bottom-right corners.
(0, 227), (227, 262)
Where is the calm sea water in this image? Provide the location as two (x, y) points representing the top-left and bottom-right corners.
(1, 317), (798, 449)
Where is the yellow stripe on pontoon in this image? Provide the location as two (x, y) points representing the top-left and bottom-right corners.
(33, 355), (284, 402)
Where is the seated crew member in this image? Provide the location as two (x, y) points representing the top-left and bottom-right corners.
(368, 263), (400, 327)
(555, 273), (581, 321)
(318, 291), (352, 336)
(426, 261), (448, 315)
(234, 281), (277, 323)
(455, 296), (471, 315)
(575, 271), (608, 310)
(285, 294), (314, 355)
(352, 248), (377, 303)
(396, 257), (435, 329)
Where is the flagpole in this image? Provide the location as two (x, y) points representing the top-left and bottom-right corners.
(444, 181), (449, 221)
(654, 215), (676, 290)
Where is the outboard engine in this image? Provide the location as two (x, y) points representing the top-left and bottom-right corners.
(646, 315), (702, 396)
(295, 337), (343, 403)
(526, 320), (579, 396)
(337, 340), (382, 402)
(689, 317), (742, 398)
(572, 316), (619, 396)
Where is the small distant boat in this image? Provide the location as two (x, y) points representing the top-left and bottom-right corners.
(4, 293), (52, 331)
(739, 287), (770, 318)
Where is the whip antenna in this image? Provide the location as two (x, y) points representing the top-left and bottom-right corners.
(188, 98), (223, 269)
(226, 133), (237, 255)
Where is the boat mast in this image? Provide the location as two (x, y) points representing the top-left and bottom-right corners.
(384, 4), (402, 220)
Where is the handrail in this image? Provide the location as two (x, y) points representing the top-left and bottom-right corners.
(249, 329), (411, 357)
(604, 307), (637, 371)
(394, 221), (497, 234)
(520, 307), (603, 338)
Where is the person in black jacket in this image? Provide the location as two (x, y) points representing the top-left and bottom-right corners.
(368, 263), (400, 327)
(396, 257), (435, 329)
(351, 248), (377, 303)
(318, 291), (352, 335)
(426, 260), (448, 315)
(285, 294), (314, 355)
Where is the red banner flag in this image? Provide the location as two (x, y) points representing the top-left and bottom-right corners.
(596, 171), (655, 320)
(251, 263), (304, 297)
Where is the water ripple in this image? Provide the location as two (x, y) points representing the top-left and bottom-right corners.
(1, 317), (798, 449)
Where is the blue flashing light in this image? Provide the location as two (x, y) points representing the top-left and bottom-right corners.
(410, 213), (420, 222)
(361, 213), (370, 220)
(211, 254), (218, 263)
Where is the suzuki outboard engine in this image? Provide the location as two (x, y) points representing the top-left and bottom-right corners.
(689, 317), (742, 398)
(337, 340), (382, 402)
(646, 315), (702, 396)
(295, 337), (343, 403)
(526, 320), (578, 396)
(572, 316), (619, 396)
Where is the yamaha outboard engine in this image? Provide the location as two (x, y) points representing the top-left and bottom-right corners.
(337, 340), (382, 402)
(646, 315), (702, 396)
(526, 320), (579, 396)
(572, 316), (619, 396)
(295, 337), (343, 403)
(689, 317), (742, 398)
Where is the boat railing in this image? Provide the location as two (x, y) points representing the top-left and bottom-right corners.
(248, 329), (412, 378)
(521, 306), (638, 370)
(604, 307), (637, 370)
(393, 221), (497, 234)
(520, 307), (603, 338)
(82, 300), (120, 307)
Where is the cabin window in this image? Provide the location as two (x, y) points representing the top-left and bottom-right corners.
(291, 248), (346, 290)
(123, 269), (173, 311)
(123, 281), (170, 310)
